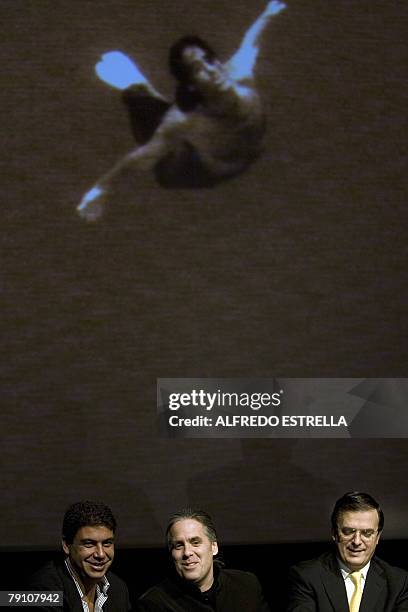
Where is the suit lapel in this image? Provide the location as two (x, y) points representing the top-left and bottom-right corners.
(360, 559), (386, 612)
(321, 552), (350, 612)
(59, 561), (89, 612)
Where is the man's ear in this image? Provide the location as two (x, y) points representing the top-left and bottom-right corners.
(331, 529), (339, 543)
(62, 539), (70, 556)
(212, 541), (219, 556)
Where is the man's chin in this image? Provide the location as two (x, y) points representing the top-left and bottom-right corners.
(179, 568), (200, 582)
(183, 572), (200, 581)
(346, 555), (366, 570)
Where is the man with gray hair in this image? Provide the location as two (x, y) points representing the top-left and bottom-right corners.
(137, 508), (270, 611)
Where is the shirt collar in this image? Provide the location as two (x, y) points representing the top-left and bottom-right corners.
(338, 558), (371, 581)
(65, 558), (110, 597)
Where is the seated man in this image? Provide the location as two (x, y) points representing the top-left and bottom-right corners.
(29, 500), (130, 611)
(287, 492), (408, 612)
(137, 508), (270, 611)
(77, 1), (286, 221)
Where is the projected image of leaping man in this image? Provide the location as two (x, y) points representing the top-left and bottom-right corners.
(77, 1), (286, 221)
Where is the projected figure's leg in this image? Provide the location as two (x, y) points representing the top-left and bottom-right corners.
(95, 51), (166, 101)
(226, 0), (286, 82)
(96, 51), (171, 141)
(122, 88), (171, 145)
(77, 132), (171, 221)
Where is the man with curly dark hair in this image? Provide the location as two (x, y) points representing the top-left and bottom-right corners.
(29, 501), (130, 611)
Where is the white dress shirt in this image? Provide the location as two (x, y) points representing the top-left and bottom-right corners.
(338, 559), (371, 603)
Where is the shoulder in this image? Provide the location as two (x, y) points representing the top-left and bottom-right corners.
(106, 569), (128, 589)
(29, 561), (65, 589)
(289, 552), (336, 580)
(371, 557), (408, 582)
(154, 104), (190, 138)
(217, 569), (270, 610)
(137, 577), (180, 609)
(29, 560), (84, 609)
(139, 577), (175, 599)
(218, 568), (263, 593)
(221, 568), (261, 583)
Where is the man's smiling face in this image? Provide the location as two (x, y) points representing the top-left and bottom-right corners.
(333, 509), (381, 571)
(63, 525), (114, 585)
(169, 518), (218, 592)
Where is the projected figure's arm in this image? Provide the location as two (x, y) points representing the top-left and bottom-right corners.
(95, 50), (168, 101)
(77, 137), (167, 221)
(226, 0), (286, 83)
(77, 108), (186, 221)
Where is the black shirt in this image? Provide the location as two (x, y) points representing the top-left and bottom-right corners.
(137, 566), (271, 611)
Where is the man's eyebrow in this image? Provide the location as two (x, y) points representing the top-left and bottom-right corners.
(80, 539), (97, 544)
(79, 537), (115, 543)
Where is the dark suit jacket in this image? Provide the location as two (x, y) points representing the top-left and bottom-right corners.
(287, 551), (408, 612)
(29, 560), (131, 612)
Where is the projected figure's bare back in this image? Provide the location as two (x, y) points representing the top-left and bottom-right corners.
(77, 1), (286, 221)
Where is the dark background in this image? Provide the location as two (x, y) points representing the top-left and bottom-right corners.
(1, 0), (407, 581)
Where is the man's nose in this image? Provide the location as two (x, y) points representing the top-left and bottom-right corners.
(183, 544), (193, 557)
(351, 531), (362, 545)
(93, 543), (106, 558)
